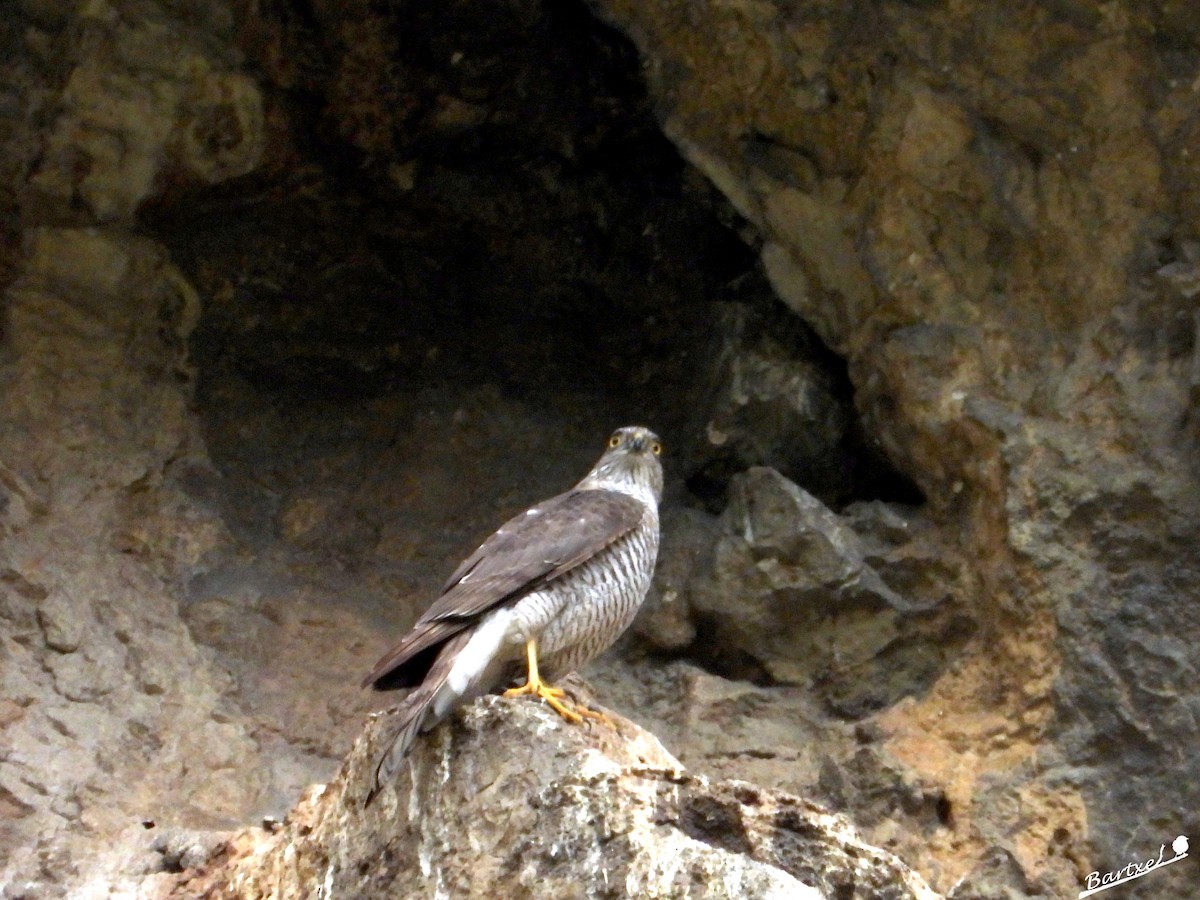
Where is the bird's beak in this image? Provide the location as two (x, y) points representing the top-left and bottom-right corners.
(628, 434), (649, 453)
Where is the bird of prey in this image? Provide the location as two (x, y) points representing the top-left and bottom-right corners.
(362, 425), (663, 803)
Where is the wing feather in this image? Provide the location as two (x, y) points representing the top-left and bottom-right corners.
(363, 488), (643, 689)
(360, 619), (462, 689)
(423, 488), (643, 622)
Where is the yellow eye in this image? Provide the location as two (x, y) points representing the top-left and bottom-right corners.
(651, 441), (662, 456)
(609, 434), (621, 448)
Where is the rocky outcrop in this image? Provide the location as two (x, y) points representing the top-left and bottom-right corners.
(584, 1), (1200, 895)
(0, 225), (260, 895)
(171, 695), (939, 900)
(685, 467), (968, 717)
(21, 0), (263, 223)
(3, 0), (1199, 897)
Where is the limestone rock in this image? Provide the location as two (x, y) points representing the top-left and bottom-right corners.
(172, 695), (939, 900)
(686, 468), (966, 715)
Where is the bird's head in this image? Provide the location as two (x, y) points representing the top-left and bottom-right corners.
(582, 425), (664, 502)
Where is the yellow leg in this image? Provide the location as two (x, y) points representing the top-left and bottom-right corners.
(503, 639), (611, 725)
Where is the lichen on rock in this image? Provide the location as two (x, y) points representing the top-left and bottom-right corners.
(171, 694), (939, 900)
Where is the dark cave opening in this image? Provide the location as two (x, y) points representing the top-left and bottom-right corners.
(144, 0), (920, 534)
(140, 4), (930, 789)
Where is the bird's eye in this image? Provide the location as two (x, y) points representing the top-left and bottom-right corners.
(651, 441), (662, 456)
(609, 434), (621, 448)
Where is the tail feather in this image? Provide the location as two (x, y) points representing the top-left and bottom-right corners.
(365, 691), (434, 806)
(364, 630), (473, 806)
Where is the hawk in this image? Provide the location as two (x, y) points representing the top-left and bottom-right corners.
(363, 426), (663, 802)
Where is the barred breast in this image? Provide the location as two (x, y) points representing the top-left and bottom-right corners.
(511, 508), (659, 681)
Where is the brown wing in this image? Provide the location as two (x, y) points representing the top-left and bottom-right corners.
(362, 488), (643, 689)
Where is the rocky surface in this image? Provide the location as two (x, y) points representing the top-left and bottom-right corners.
(585, 0), (1200, 896)
(1, 0), (1198, 898)
(0, 223), (260, 895)
(169, 695), (939, 900)
(0, 3), (285, 894)
(686, 467), (968, 716)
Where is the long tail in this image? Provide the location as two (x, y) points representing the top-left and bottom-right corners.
(364, 631), (472, 806)
(365, 690), (434, 806)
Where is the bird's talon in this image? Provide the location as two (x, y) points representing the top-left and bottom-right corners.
(504, 678), (584, 723)
(559, 685), (611, 725)
(577, 706), (613, 727)
(503, 639), (612, 726)
(544, 694), (584, 724)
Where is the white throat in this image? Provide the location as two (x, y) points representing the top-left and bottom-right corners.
(576, 463), (660, 509)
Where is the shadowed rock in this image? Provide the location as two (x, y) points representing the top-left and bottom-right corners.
(685, 467), (968, 715)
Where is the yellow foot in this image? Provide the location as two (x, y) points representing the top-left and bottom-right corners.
(503, 639), (612, 726)
(504, 679), (582, 723)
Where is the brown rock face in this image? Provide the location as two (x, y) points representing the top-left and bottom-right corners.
(1, 0), (1197, 897)
(587, 0), (1200, 895)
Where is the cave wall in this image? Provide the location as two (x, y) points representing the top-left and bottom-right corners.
(585, 0), (1200, 895)
(0, 3), (274, 893)
(0, 0), (1198, 897)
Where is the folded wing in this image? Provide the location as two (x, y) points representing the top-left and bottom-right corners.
(362, 488), (643, 689)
